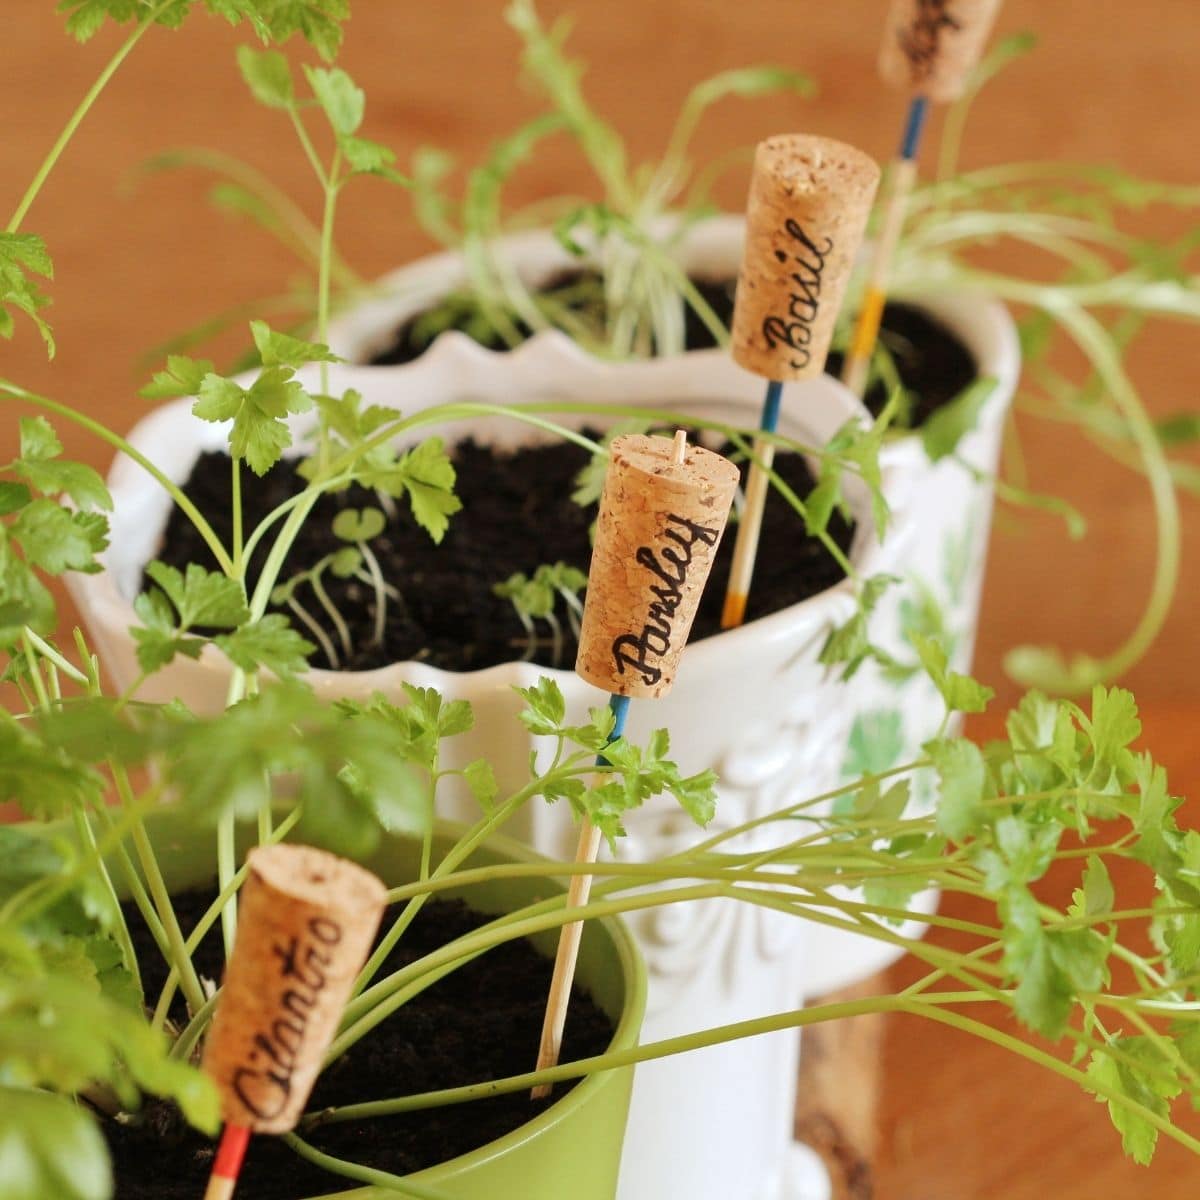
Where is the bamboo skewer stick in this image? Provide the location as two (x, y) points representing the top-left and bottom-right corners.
(843, 0), (1004, 396)
(532, 692), (630, 1099)
(840, 97), (928, 398)
(533, 429), (738, 1097)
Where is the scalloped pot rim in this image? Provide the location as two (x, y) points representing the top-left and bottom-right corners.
(67, 340), (892, 702)
(66, 214), (1019, 707)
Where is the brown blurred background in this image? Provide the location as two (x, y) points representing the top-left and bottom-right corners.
(2, 2), (1198, 1196)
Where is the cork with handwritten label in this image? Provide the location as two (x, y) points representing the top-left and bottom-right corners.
(202, 844), (387, 1133)
(730, 134), (880, 382)
(575, 432), (739, 699)
(879, 0), (1003, 102)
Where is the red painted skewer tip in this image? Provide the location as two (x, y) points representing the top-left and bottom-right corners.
(204, 1124), (252, 1200)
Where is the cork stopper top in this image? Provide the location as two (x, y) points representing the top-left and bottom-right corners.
(607, 431), (740, 500)
(574, 432), (739, 700)
(247, 843), (387, 913)
(730, 133), (880, 382)
(753, 134), (880, 200)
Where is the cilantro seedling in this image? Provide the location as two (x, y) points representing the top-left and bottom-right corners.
(494, 561), (586, 667)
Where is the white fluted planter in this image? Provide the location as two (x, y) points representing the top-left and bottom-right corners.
(67, 330), (901, 1200)
(324, 216), (1021, 998)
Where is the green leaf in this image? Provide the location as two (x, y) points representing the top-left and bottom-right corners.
(192, 364), (312, 475)
(139, 354), (215, 399)
(12, 501), (107, 574)
(0, 482), (32, 516)
(1002, 884), (1073, 1038)
(0, 556), (57, 642)
(684, 65), (816, 113)
(463, 759), (498, 810)
(215, 614), (313, 677)
(920, 378), (998, 462)
(913, 633), (994, 715)
(0, 1088), (112, 1200)
(926, 736), (988, 842)
(1086, 1039), (1180, 1166)
(0, 232), (55, 355)
(143, 561), (249, 630)
(340, 136), (406, 182)
(516, 677), (567, 737)
(236, 44), (294, 108)
(13, 418), (110, 511)
(332, 507), (386, 542)
(1073, 855), (1115, 919)
(1085, 685), (1141, 788)
(249, 320), (339, 368)
(58, 0), (349, 56)
(383, 438), (462, 543)
(304, 64), (364, 136)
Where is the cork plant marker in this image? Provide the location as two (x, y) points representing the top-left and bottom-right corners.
(720, 134), (880, 630)
(841, 0), (1003, 397)
(200, 844), (387, 1200)
(532, 430), (738, 1098)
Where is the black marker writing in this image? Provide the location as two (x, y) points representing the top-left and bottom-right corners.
(232, 915), (343, 1121)
(761, 218), (833, 371)
(612, 514), (720, 686)
(899, 0), (962, 79)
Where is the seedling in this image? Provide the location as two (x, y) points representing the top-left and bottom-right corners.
(494, 561), (586, 667)
(331, 506), (390, 650)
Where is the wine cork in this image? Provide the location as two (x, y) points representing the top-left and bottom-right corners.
(879, 0), (1002, 102)
(202, 844), (387, 1133)
(730, 135), (880, 382)
(575, 433), (738, 699)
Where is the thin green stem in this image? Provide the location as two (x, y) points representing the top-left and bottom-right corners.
(358, 539), (387, 647)
(21, 627), (87, 686)
(72, 807), (142, 1000)
(217, 668), (248, 956)
(157, 807), (302, 1036)
(7, 5), (170, 232)
(281, 1134), (454, 1200)
(313, 994), (919, 1125)
(168, 990), (219, 1063)
(128, 815), (207, 1016)
(231, 455), (243, 576)
(316, 150), (341, 400)
(92, 801), (169, 959)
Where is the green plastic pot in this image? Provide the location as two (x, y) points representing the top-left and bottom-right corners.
(109, 809), (648, 1200)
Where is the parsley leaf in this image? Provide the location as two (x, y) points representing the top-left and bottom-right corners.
(303, 65), (364, 136)
(235, 44), (294, 108)
(0, 232), (55, 355)
(214, 614), (313, 677)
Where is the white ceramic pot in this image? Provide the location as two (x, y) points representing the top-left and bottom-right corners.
(67, 338), (902, 1200)
(324, 217), (1021, 998)
(801, 287), (1020, 996)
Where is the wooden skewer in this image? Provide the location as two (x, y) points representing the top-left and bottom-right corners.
(203, 1124), (251, 1200)
(534, 429), (737, 1098)
(531, 695), (630, 1099)
(840, 98), (927, 398)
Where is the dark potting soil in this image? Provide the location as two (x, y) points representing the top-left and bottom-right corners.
(366, 268), (737, 365)
(153, 433), (855, 673)
(104, 889), (614, 1199)
(364, 263), (976, 431)
(825, 302), (978, 428)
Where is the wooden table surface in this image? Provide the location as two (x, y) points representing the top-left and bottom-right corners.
(2, 2), (1198, 1195)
